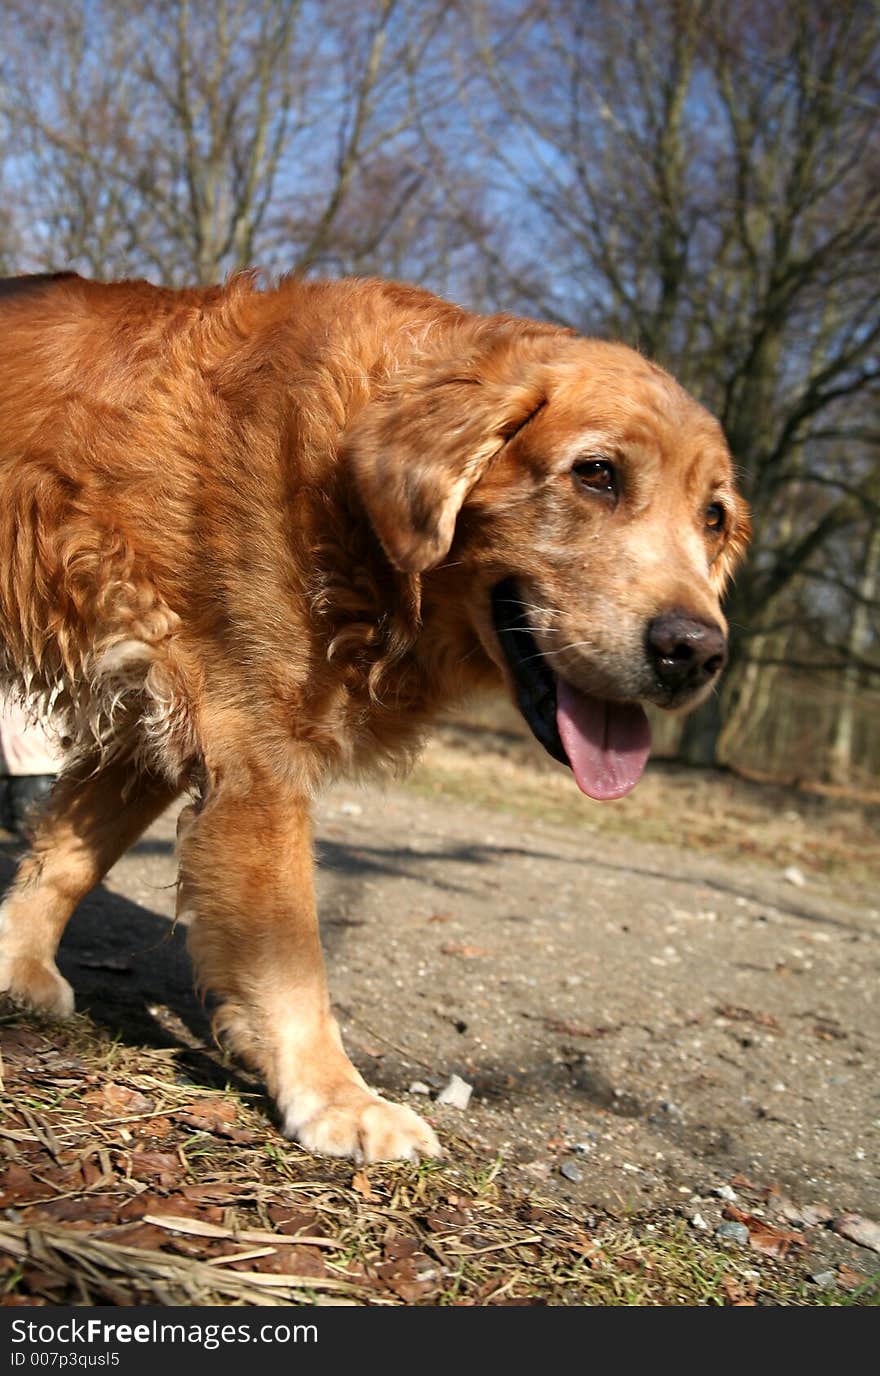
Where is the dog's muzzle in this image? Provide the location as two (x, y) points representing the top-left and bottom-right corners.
(490, 579), (652, 801)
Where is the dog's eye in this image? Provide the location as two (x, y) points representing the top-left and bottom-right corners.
(706, 502), (726, 533)
(573, 459), (617, 498)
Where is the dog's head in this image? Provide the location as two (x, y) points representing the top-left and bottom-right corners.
(346, 326), (750, 799)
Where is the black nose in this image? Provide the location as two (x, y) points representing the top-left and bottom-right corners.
(647, 612), (727, 692)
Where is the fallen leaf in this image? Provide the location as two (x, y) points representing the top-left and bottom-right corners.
(22, 1197), (118, 1226)
(722, 1275), (757, 1306)
(383, 1234), (421, 1263)
(117, 1192), (222, 1224)
(106, 1222), (178, 1250)
(172, 1100), (260, 1142)
(181, 1184), (249, 1205)
(375, 1251), (439, 1301)
(127, 1150), (182, 1187)
(835, 1263), (867, 1290)
(722, 1205), (806, 1259)
(524, 1207), (557, 1225)
(0, 1164), (50, 1204)
(424, 1206), (470, 1231)
(266, 1205), (321, 1236)
(730, 1173), (758, 1191)
(80, 1153), (111, 1190)
(176, 1099), (237, 1126)
(133, 1116), (173, 1140)
(245, 1246), (329, 1279)
(82, 1083), (154, 1115)
(0, 1027), (50, 1057)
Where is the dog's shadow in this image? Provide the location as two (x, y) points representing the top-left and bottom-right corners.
(0, 832), (436, 1103)
(0, 839), (250, 1095)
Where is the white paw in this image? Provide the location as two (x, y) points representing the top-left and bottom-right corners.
(285, 1086), (441, 1164)
(0, 951), (75, 1016)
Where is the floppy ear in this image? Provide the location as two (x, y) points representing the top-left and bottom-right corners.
(344, 338), (550, 574)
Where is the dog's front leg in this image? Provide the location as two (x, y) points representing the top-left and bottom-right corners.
(179, 773), (440, 1164)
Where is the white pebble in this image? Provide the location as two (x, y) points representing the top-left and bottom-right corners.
(436, 1074), (473, 1110)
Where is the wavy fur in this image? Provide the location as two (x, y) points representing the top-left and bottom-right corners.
(0, 270), (748, 1163)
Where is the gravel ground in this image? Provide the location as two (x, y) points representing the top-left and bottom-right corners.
(2, 729), (877, 1285)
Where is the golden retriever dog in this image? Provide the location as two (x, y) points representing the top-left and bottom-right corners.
(0, 271), (749, 1162)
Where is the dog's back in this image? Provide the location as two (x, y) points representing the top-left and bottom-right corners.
(0, 273), (226, 724)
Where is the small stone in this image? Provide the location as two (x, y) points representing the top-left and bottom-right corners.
(783, 865), (806, 887)
(408, 1081), (431, 1096)
(713, 1184), (738, 1203)
(560, 1160), (583, 1184)
(832, 1213), (880, 1254)
(572, 1140), (593, 1155)
(690, 1212), (709, 1231)
(810, 1270), (837, 1290)
(716, 1221), (750, 1246)
(436, 1073), (473, 1110)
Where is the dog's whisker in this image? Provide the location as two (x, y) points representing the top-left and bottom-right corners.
(516, 641), (600, 666)
(492, 601), (567, 627)
(493, 598), (564, 619)
(543, 641), (600, 656)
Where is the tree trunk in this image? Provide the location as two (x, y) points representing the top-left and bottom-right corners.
(827, 517), (880, 785)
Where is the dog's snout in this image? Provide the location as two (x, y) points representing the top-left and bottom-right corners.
(646, 612), (727, 692)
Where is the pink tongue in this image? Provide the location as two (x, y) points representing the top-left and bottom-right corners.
(556, 678), (652, 801)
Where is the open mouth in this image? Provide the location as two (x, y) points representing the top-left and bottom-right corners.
(490, 579), (652, 801)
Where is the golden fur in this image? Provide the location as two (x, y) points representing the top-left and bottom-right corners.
(0, 272), (748, 1161)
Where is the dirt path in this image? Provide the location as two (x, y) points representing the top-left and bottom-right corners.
(7, 732), (874, 1235)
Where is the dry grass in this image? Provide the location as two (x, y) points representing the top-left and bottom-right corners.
(2, 1005), (873, 1307)
(409, 719), (880, 887)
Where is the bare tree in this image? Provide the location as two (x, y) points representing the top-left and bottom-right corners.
(2, 0), (877, 781)
(0, 0), (455, 284)
(452, 0), (880, 771)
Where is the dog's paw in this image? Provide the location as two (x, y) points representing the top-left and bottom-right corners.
(0, 953), (75, 1017)
(285, 1086), (441, 1164)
